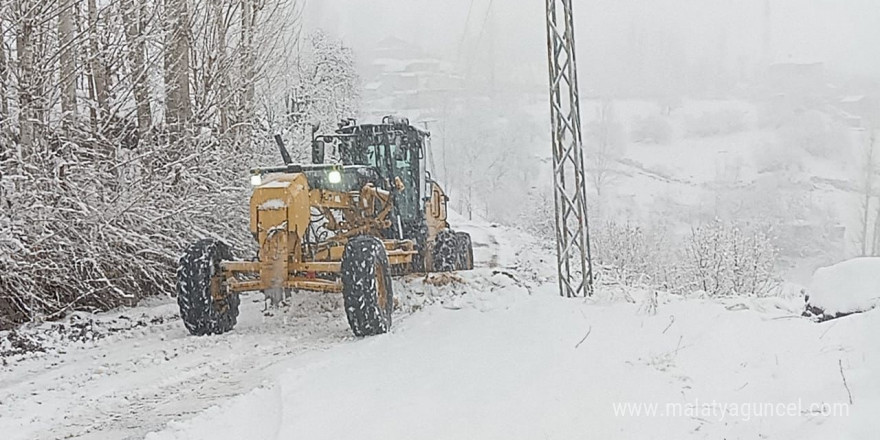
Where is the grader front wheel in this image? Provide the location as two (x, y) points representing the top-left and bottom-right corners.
(177, 239), (240, 336)
(341, 236), (394, 337)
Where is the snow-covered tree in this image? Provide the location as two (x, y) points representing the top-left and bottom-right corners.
(441, 99), (536, 221)
(0, 0), (360, 329)
(585, 99), (626, 197)
(856, 129), (879, 256)
(684, 220), (777, 297)
(279, 29), (360, 144)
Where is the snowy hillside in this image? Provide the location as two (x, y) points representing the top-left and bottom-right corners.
(2, 216), (876, 439)
(424, 96), (863, 285)
(557, 98), (861, 283)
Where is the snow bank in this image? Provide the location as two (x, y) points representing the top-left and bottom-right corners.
(0, 298), (180, 358)
(807, 258), (880, 316)
(145, 284), (879, 440)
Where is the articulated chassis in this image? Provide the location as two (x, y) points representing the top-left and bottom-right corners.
(176, 118), (469, 337)
(213, 170), (418, 299)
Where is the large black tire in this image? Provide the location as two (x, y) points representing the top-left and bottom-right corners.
(432, 229), (459, 272)
(177, 239), (240, 336)
(341, 236), (393, 337)
(455, 232), (474, 271)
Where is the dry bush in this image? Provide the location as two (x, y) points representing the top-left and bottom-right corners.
(587, 218), (778, 297)
(682, 220), (779, 297)
(591, 221), (671, 288)
(0, 129), (261, 329)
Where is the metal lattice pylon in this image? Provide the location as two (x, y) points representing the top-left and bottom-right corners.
(545, 0), (593, 297)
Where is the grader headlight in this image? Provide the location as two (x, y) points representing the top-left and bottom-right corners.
(250, 174), (263, 186)
(328, 169), (342, 184)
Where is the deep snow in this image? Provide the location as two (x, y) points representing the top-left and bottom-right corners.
(144, 287), (877, 440)
(1, 216), (877, 439)
(807, 258), (880, 315)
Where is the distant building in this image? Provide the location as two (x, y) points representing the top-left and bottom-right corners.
(360, 37), (464, 121)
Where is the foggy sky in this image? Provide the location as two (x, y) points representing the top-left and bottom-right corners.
(304, 0), (880, 84)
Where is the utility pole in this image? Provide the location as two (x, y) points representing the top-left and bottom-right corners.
(545, 0), (593, 297)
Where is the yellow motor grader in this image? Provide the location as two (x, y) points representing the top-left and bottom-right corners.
(176, 117), (474, 337)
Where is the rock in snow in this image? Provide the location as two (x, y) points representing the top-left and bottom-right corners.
(806, 258), (880, 318)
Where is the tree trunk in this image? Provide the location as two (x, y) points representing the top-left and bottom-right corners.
(0, 13), (8, 123)
(58, 0), (77, 127)
(121, 0), (152, 143)
(860, 131), (875, 256)
(238, 0), (255, 141)
(33, 10), (47, 129)
(16, 0), (36, 155)
(87, 0), (108, 130)
(164, 0), (191, 137)
(872, 196), (880, 256)
(212, 0), (229, 133)
(870, 132), (880, 256)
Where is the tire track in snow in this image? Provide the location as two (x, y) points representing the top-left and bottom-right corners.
(2, 218), (528, 440)
(1, 292), (354, 440)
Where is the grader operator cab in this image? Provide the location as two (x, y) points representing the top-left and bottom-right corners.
(176, 116), (474, 337)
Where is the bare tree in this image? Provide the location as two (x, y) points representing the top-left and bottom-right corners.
(86, 0), (108, 132)
(441, 101), (535, 222)
(868, 130), (880, 256)
(121, 0), (152, 141)
(209, 0), (231, 132)
(0, 9), (9, 124)
(0, 0), (361, 330)
(288, 30), (359, 131)
(164, 0), (191, 136)
(14, 0), (38, 153)
(58, 0), (77, 126)
(857, 129), (877, 256)
(236, 0), (256, 141)
(585, 99), (625, 198)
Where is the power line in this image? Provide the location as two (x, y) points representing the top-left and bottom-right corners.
(455, 0), (478, 65)
(473, 0), (495, 50)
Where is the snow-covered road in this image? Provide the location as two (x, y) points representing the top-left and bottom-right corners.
(0, 286), (355, 439)
(2, 218), (877, 439)
(0, 217), (529, 440)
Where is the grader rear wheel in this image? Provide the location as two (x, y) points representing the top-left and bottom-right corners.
(177, 239), (240, 336)
(341, 236), (394, 337)
(455, 232), (474, 271)
(432, 230), (459, 272)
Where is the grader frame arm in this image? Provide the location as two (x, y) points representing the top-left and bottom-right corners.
(217, 173), (417, 295)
